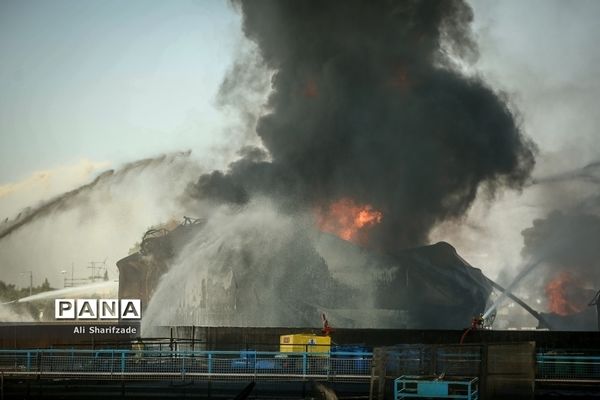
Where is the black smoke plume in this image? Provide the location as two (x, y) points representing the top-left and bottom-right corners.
(522, 211), (600, 284)
(188, 0), (535, 251)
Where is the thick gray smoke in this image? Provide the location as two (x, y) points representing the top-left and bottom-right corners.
(187, 0), (536, 251)
(522, 211), (600, 285)
(523, 160), (600, 278)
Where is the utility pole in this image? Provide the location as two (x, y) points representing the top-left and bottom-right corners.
(61, 270), (67, 288)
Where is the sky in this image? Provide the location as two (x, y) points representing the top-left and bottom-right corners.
(0, 0), (242, 183)
(470, 0), (600, 167)
(0, 0), (599, 289)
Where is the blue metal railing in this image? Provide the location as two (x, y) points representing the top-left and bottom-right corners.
(394, 376), (478, 399)
(0, 349), (373, 381)
(537, 353), (600, 381)
(4, 348), (600, 383)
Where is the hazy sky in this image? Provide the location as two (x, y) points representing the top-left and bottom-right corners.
(0, 0), (242, 183)
(470, 0), (600, 170)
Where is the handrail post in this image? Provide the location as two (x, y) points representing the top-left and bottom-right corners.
(208, 353), (212, 376)
(120, 351), (126, 375)
(26, 352), (31, 372)
(302, 353), (307, 379)
(181, 355), (186, 379)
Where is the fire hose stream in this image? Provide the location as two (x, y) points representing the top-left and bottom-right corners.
(482, 257), (545, 321)
(484, 276), (551, 329)
(461, 257), (549, 343)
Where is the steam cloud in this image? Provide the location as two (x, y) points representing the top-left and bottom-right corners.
(142, 199), (354, 332)
(0, 152), (201, 288)
(187, 0), (536, 251)
(0, 303), (34, 322)
(0, 152), (193, 241)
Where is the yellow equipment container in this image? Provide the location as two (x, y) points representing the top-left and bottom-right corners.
(279, 333), (331, 353)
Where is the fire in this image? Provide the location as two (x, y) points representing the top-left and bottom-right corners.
(316, 198), (383, 244)
(545, 271), (585, 316)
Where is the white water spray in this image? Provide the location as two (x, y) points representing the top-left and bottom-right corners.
(482, 258), (545, 319)
(6, 280), (118, 304)
(141, 199), (355, 334)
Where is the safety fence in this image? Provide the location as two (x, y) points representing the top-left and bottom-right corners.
(536, 353), (600, 382)
(3, 349), (600, 384)
(376, 345), (600, 383)
(374, 344), (482, 378)
(394, 376), (479, 400)
(0, 349), (372, 382)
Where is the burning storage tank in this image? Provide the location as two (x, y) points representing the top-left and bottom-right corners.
(117, 215), (492, 330)
(316, 234), (492, 329)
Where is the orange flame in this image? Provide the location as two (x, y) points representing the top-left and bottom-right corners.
(316, 198), (383, 244)
(545, 271), (585, 316)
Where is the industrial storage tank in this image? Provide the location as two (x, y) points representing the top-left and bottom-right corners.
(117, 218), (492, 330)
